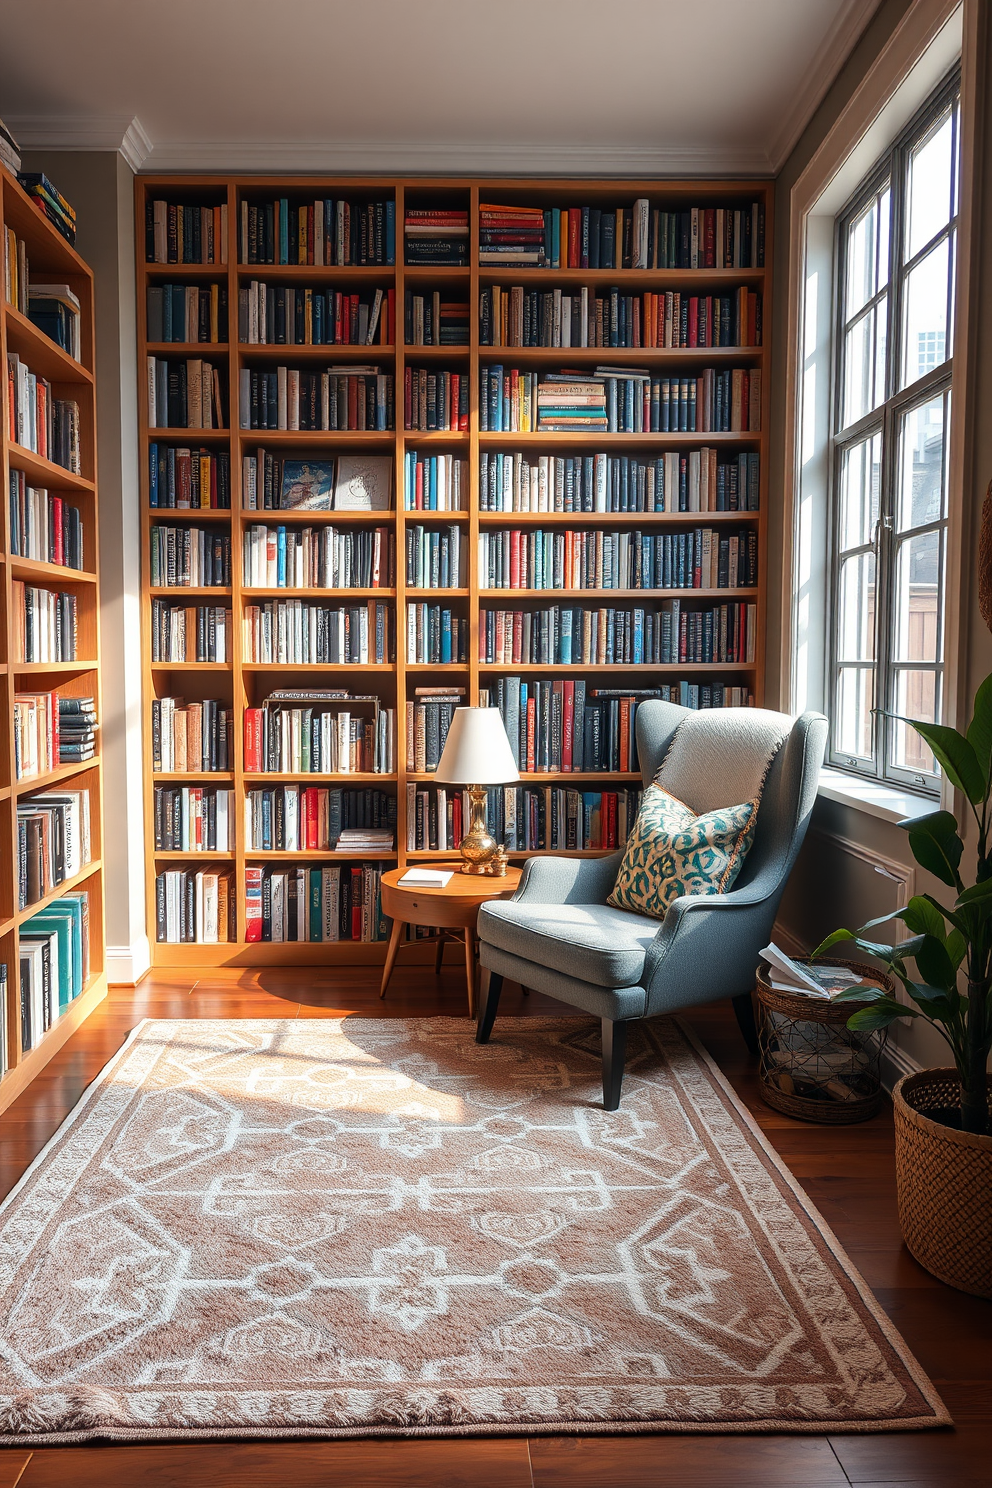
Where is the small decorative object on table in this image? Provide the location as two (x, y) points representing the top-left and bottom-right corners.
(434, 707), (519, 875)
(755, 943), (891, 1124)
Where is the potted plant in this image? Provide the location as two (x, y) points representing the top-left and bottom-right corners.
(812, 676), (992, 1299)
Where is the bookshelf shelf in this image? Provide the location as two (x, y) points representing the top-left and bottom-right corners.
(2, 160), (108, 1111)
(137, 173), (771, 964)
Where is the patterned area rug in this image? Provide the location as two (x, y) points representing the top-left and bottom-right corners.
(0, 1017), (948, 1444)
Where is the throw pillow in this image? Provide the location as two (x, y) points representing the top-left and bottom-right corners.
(608, 784), (758, 920)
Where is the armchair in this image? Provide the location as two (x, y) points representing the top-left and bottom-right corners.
(475, 700), (828, 1109)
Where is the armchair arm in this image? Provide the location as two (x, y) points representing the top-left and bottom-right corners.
(515, 850), (624, 904)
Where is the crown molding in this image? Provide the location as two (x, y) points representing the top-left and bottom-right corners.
(137, 138), (774, 178)
(6, 113), (153, 170)
(767, 0), (883, 171)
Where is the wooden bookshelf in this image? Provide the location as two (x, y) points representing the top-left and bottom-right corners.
(135, 175), (771, 967)
(0, 163), (108, 1110)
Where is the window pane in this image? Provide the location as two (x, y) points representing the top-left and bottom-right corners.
(891, 670), (939, 775)
(836, 667), (875, 759)
(907, 110), (954, 259)
(838, 551), (876, 661)
(843, 299), (887, 425)
(897, 394), (947, 529)
(893, 531), (941, 662)
(901, 237), (951, 387)
(839, 432), (881, 551)
(846, 188), (890, 315)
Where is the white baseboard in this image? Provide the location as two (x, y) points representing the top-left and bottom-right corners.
(106, 937), (151, 986)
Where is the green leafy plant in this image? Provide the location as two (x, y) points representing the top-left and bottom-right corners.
(812, 675), (992, 1136)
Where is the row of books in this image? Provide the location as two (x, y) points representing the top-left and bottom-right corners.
(480, 285), (761, 349)
(2, 223), (27, 311)
(14, 692), (97, 779)
(478, 365), (762, 434)
(18, 171), (76, 248)
(404, 292), (469, 346)
(403, 367), (469, 432)
(406, 604), (469, 664)
(242, 524), (394, 589)
(9, 471), (84, 569)
(478, 201), (764, 270)
(237, 366), (393, 432)
(244, 786), (396, 852)
(155, 869), (236, 943)
(241, 453), (392, 512)
(245, 864), (388, 943)
(485, 785), (641, 853)
(238, 283), (392, 346)
(242, 600), (394, 665)
(147, 357), (225, 429)
(149, 445), (232, 509)
(406, 687), (464, 772)
(405, 208), (467, 266)
(6, 354), (81, 471)
(406, 523), (463, 588)
(12, 583), (78, 663)
(27, 282), (82, 362)
(239, 198), (396, 266)
(151, 697), (233, 773)
(477, 525), (758, 592)
(484, 679), (647, 773)
(149, 526), (232, 589)
(478, 601), (757, 666)
(243, 693), (395, 774)
(150, 603), (231, 664)
(146, 200), (228, 264)
(403, 452), (467, 511)
(154, 786), (234, 852)
(147, 283), (228, 344)
(479, 450), (760, 514)
(17, 788), (92, 908)
(20, 892), (91, 1051)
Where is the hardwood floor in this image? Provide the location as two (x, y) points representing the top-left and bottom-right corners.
(0, 965), (987, 1488)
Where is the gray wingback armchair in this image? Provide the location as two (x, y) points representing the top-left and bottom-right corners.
(475, 700), (828, 1109)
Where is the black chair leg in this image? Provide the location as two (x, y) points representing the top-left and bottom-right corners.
(733, 990), (760, 1056)
(602, 1018), (628, 1111)
(476, 971), (504, 1043)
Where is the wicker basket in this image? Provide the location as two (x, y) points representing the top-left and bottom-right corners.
(893, 1068), (992, 1299)
(755, 958), (891, 1124)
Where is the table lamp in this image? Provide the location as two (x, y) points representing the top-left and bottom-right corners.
(434, 707), (520, 875)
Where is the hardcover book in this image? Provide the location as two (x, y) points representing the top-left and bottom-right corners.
(279, 460), (335, 511)
(333, 455), (393, 511)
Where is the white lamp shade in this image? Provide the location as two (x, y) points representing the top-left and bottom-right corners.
(434, 707), (520, 786)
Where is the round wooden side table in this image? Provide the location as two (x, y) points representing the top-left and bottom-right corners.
(378, 865), (522, 1016)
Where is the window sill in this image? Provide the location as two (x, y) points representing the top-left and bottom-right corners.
(817, 767), (935, 825)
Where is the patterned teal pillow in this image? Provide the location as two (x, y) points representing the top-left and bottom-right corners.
(608, 784), (758, 920)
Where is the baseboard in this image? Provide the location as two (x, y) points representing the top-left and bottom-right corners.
(107, 936), (151, 986)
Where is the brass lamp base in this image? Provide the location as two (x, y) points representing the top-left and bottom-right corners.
(457, 784), (508, 876)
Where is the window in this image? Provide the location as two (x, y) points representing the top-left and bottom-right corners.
(829, 71), (960, 792)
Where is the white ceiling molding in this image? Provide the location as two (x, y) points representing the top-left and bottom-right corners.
(767, 0), (883, 170)
(6, 113), (152, 170)
(139, 139), (773, 178)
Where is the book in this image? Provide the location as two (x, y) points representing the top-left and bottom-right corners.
(333, 454), (393, 511)
(399, 869), (453, 887)
(280, 459), (336, 511)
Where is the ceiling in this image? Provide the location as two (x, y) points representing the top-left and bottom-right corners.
(0, 0), (880, 176)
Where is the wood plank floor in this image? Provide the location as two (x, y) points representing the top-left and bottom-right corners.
(0, 964), (987, 1488)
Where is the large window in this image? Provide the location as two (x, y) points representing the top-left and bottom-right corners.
(830, 72), (960, 792)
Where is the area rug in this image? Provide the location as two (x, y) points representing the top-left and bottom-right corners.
(0, 1016), (948, 1444)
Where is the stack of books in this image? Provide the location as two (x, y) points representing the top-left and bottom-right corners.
(404, 208), (468, 266)
(479, 204), (546, 267)
(0, 116), (20, 174)
(58, 697), (97, 765)
(334, 825), (395, 853)
(406, 686), (465, 772)
(404, 292), (469, 346)
(17, 172), (76, 247)
(28, 284), (81, 361)
(537, 375), (608, 433)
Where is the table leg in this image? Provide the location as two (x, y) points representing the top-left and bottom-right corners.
(463, 926), (476, 1018)
(434, 934), (445, 974)
(379, 918), (405, 1000)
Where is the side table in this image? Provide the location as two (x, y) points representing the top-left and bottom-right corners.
(379, 866), (522, 1016)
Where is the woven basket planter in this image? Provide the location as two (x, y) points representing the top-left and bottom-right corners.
(893, 1068), (992, 1299)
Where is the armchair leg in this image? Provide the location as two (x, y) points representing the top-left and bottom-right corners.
(733, 990), (760, 1057)
(602, 1018), (628, 1111)
(476, 971), (504, 1044)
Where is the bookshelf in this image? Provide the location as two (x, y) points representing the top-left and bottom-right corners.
(0, 162), (108, 1112)
(135, 175), (771, 967)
